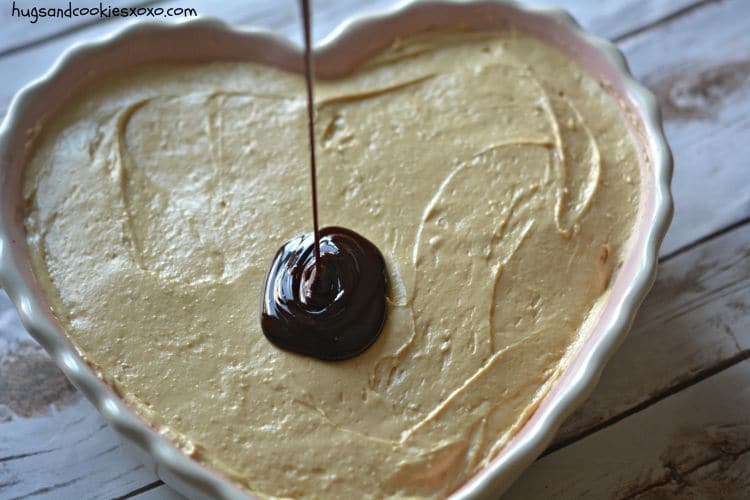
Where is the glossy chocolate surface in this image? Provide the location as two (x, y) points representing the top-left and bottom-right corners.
(261, 227), (388, 360)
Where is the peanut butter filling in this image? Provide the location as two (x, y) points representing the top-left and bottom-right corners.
(23, 31), (641, 498)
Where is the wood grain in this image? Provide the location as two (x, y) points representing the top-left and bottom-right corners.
(0, 394), (157, 499)
(505, 359), (750, 499)
(621, 0), (750, 256)
(554, 221), (750, 446)
(0, 0), (748, 498)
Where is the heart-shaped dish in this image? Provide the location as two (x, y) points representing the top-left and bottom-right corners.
(0, 0), (672, 498)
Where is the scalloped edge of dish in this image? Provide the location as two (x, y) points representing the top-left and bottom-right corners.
(0, 1), (673, 498)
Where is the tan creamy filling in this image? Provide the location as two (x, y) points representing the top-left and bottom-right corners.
(23, 31), (640, 498)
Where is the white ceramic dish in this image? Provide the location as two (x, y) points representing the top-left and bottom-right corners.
(0, 1), (672, 498)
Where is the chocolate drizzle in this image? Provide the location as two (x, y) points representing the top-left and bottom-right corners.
(261, 227), (388, 360)
(258, 1), (388, 361)
(300, 0), (322, 270)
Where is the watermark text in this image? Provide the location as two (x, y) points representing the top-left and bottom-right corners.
(10, 1), (198, 24)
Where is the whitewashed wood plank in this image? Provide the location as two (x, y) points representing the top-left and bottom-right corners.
(554, 220), (750, 445)
(0, 288), (28, 349)
(0, 289), (160, 498)
(619, 0), (750, 255)
(0, 395), (159, 499)
(0, 0), (148, 56)
(506, 359), (750, 499)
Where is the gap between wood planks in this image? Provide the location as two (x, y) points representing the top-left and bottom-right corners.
(0, 448), (59, 464)
(111, 479), (163, 499)
(6, 476), (86, 500)
(660, 214), (750, 264)
(545, 342), (750, 458)
(611, 0), (723, 43)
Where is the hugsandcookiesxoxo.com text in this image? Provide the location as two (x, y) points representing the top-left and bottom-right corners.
(10, 1), (198, 24)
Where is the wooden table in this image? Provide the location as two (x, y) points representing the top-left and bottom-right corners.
(1, 0), (748, 498)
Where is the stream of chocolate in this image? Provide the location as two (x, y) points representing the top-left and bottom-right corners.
(259, 0), (388, 361)
(300, 0), (321, 270)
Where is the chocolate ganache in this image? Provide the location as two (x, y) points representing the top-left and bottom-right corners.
(260, 0), (389, 360)
(261, 227), (388, 360)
